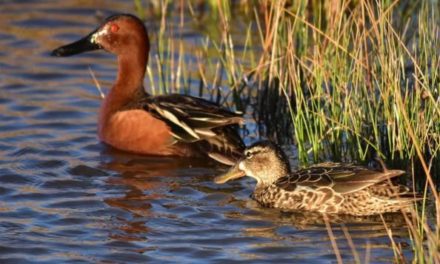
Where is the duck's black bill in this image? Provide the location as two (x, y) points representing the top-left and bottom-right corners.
(51, 33), (101, 57)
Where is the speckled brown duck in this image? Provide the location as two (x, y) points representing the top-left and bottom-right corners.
(215, 141), (418, 216)
(51, 14), (244, 165)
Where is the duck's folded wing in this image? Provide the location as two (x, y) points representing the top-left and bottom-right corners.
(276, 163), (405, 194)
(275, 165), (334, 191)
(143, 94), (245, 163)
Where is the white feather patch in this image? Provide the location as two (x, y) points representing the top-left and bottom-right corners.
(153, 106), (200, 140)
(91, 27), (108, 44)
(194, 128), (216, 137)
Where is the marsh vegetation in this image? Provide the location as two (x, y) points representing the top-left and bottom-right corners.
(136, 0), (439, 262)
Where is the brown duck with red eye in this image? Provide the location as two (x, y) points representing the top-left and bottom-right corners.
(51, 14), (244, 164)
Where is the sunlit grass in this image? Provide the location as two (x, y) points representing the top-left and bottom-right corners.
(135, 0), (439, 262)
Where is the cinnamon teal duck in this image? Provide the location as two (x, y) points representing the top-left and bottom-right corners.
(51, 14), (244, 165)
(215, 141), (418, 216)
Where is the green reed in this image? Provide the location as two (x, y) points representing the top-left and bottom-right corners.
(251, 1), (439, 262)
(135, 1), (439, 262)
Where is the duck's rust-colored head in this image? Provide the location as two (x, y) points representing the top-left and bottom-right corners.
(51, 14), (149, 58)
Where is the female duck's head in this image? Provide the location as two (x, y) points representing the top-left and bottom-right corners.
(214, 141), (291, 186)
(51, 14), (149, 58)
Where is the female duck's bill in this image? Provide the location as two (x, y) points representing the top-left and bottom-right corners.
(214, 162), (246, 184)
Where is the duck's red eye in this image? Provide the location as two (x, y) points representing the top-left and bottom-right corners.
(110, 24), (119, 33)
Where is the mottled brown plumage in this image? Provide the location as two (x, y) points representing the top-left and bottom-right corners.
(215, 141), (418, 216)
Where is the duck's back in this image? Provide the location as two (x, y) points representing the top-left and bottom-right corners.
(254, 163), (416, 215)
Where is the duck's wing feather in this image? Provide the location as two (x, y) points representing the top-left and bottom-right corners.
(276, 162), (405, 194)
(142, 94), (245, 164)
